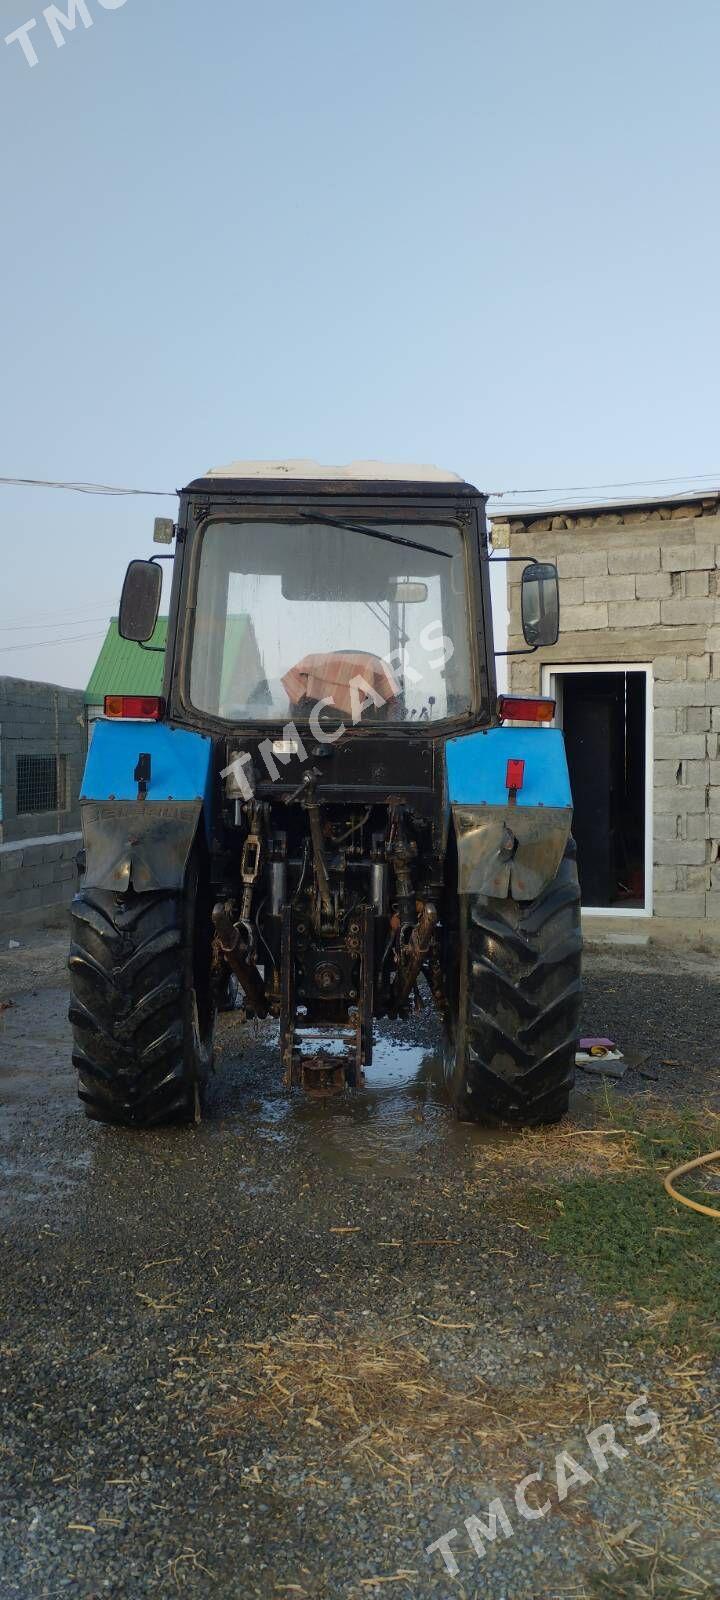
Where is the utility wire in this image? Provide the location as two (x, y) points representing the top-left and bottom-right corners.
(487, 471), (720, 499)
(0, 615), (111, 632)
(0, 470), (719, 500)
(0, 476), (174, 497)
(0, 630), (106, 653)
(1, 472), (719, 515)
(0, 598), (116, 627)
(488, 488), (718, 514)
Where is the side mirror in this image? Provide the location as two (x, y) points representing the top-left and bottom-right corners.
(118, 560), (162, 643)
(521, 561), (559, 648)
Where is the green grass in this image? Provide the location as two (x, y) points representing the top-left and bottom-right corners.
(605, 1098), (719, 1175)
(519, 1101), (720, 1352)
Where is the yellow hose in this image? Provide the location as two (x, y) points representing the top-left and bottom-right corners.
(663, 1151), (720, 1221)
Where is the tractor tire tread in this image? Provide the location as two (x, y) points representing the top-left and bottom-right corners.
(68, 883), (206, 1127)
(453, 851), (582, 1127)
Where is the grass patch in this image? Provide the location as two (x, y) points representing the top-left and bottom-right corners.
(606, 1099), (720, 1176)
(518, 1100), (720, 1352)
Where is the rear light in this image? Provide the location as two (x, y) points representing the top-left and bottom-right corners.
(104, 695), (165, 720)
(498, 695), (555, 724)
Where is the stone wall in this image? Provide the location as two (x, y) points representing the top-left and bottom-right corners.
(493, 497), (720, 921)
(0, 677), (86, 931)
(0, 831), (82, 931)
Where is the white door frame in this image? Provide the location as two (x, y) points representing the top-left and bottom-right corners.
(541, 662), (654, 919)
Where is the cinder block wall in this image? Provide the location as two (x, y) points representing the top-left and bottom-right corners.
(0, 677), (87, 930)
(494, 497), (720, 921)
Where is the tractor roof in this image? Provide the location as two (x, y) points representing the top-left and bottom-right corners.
(204, 460), (464, 482)
(182, 460), (482, 498)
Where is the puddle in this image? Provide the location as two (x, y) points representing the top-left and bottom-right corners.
(213, 1017), (515, 1179)
(0, 988), (528, 1200)
(0, 1148), (93, 1210)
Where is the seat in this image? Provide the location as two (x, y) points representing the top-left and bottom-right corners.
(281, 651), (400, 720)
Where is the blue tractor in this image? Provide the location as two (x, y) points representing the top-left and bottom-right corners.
(68, 462), (581, 1127)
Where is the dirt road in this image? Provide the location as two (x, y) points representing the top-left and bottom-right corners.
(1, 931), (718, 1599)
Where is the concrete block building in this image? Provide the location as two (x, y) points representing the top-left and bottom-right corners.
(0, 676), (86, 931)
(493, 493), (720, 924)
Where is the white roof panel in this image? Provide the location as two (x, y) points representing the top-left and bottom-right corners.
(204, 459), (465, 483)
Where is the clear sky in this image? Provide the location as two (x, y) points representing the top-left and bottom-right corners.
(1, 0), (719, 687)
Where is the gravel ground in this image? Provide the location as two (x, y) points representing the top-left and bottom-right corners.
(0, 928), (718, 1600)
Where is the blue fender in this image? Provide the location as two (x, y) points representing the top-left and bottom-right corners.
(79, 720), (214, 893)
(445, 727), (574, 901)
(446, 726), (572, 808)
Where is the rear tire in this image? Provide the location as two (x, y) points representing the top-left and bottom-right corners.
(68, 850), (214, 1127)
(444, 849), (581, 1127)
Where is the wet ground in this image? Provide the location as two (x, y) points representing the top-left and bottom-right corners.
(0, 931), (719, 1599)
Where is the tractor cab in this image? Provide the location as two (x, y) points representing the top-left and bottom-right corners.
(152, 461), (496, 735)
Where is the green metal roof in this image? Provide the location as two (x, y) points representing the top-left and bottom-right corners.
(85, 615), (259, 707)
(85, 618), (168, 704)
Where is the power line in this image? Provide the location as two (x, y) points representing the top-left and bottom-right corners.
(0, 476), (175, 497)
(488, 487), (719, 514)
(487, 472), (720, 499)
(0, 598), (116, 627)
(0, 468), (718, 504)
(0, 615), (111, 632)
(0, 631), (106, 653)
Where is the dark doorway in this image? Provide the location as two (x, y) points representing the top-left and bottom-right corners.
(560, 670), (647, 909)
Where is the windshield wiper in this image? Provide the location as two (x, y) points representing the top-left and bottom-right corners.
(297, 510), (451, 559)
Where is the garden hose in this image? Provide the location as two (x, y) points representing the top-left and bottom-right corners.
(664, 1151), (720, 1221)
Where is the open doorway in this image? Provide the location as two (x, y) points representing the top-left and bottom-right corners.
(542, 665), (653, 915)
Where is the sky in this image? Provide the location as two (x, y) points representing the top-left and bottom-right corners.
(1, 0), (719, 687)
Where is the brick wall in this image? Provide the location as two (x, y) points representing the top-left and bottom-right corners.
(494, 497), (720, 921)
(0, 677), (87, 930)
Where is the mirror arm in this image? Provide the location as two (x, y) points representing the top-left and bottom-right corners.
(138, 553), (175, 646)
(486, 554), (558, 655)
(487, 553), (540, 654)
(137, 552), (174, 648)
(483, 553), (538, 565)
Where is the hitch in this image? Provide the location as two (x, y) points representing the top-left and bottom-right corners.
(280, 903), (374, 1095)
(134, 752), (151, 801)
(392, 902), (438, 1013)
(212, 902), (269, 1019)
(284, 768), (333, 917)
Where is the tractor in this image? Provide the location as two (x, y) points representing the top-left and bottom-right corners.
(68, 462), (581, 1128)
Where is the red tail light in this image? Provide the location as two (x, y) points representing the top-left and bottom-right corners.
(104, 695), (165, 720)
(498, 695), (555, 724)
